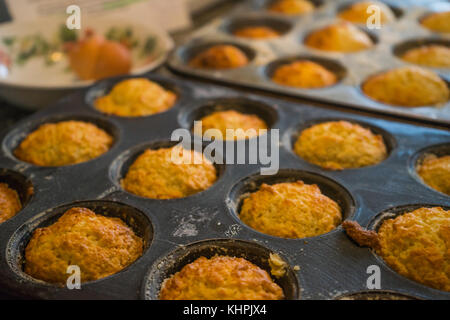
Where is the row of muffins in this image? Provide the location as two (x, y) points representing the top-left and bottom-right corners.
(3, 199), (450, 297)
(179, 0), (450, 109)
(186, 43), (449, 108)
(2, 77), (449, 225)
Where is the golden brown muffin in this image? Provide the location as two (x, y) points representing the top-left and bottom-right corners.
(268, 0), (315, 15)
(421, 11), (450, 34)
(379, 207), (450, 292)
(189, 45), (249, 69)
(305, 21), (374, 53)
(233, 26), (281, 39)
(160, 255), (284, 300)
(0, 183), (22, 223)
(362, 66), (449, 107)
(401, 45), (450, 68)
(94, 78), (177, 117)
(343, 207), (450, 292)
(338, 1), (395, 25)
(121, 146), (217, 199)
(195, 110), (268, 140)
(272, 60), (338, 88)
(417, 155), (450, 195)
(25, 207), (143, 284)
(294, 121), (387, 170)
(240, 181), (342, 239)
(14, 121), (113, 167)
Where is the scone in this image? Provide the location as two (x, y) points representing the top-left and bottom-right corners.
(343, 207), (450, 292)
(95, 78), (177, 117)
(121, 146), (217, 199)
(233, 26), (280, 39)
(268, 0), (315, 15)
(294, 121), (387, 170)
(240, 181), (342, 239)
(0, 183), (22, 223)
(272, 60), (338, 88)
(305, 21), (374, 52)
(417, 155), (450, 195)
(14, 121), (113, 166)
(421, 11), (450, 33)
(189, 45), (249, 69)
(195, 109), (268, 140)
(338, 1), (395, 25)
(160, 255), (284, 300)
(400, 45), (450, 68)
(25, 207), (143, 284)
(362, 66), (449, 107)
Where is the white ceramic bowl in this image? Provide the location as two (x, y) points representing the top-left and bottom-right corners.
(0, 17), (174, 109)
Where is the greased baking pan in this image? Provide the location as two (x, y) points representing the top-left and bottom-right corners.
(0, 73), (449, 300)
(167, 0), (450, 125)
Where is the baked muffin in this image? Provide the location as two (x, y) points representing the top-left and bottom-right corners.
(421, 11), (450, 34)
(189, 45), (249, 69)
(25, 207), (143, 284)
(294, 121), (387, 170)
(233, 26), (280, 39)
(305, 21), (374, 53)
(362, 66), (449, 107)
(417, 155), (450, 195)
(272, 60), (338, 88)
(268, 0), (314, 15)
(160, 255), (284, 300)
(338, 1), (395, 25)
(240, 181), (342, 239)
(0, 183), (22, 223)
(95, 78), (177, 117)
(195, 110), (268, 140)
(14, 121), (113, 166)
(121, 146), (217, 199)
(400, 45), (450, 68)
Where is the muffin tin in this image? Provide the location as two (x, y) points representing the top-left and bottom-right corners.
(167, 0), (450, 125)
(0, 73), (449, 299)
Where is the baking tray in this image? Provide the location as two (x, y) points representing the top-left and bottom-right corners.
(167, 0), (450, 125)
(0, 73), (449, 300)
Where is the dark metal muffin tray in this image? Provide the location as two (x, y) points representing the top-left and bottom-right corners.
(167, 0), (450, 125)
(0, 73), (449, 300)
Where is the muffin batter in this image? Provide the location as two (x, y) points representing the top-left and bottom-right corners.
(160, 255), (284, 300)
(95, 78), (177, 117)
(240, 181), (342, 239)
(14, 120), (113, 167)
(294, 121), (388, 170)
(25, 207), (143, 284)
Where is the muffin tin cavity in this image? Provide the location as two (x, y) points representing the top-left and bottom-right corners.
(409, 142), (450, 196)
(85, 76), (186, 117)
(265, 55), (347, 88)
(178, 97), (279, 134)
(6, 200), (153, 286)
(223, 16), (293, 38)
(109, 140), (226, 198)
(335, 290), (417, 300)
(143, 239), (299, 300)
(393, 38), (450, 69)
(285, 118), (396, 167)
(179, 41), (257, 67)
(0, 169), (33, 212)
(2, 114), (119, 167)
(227, 169), (356, 237)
